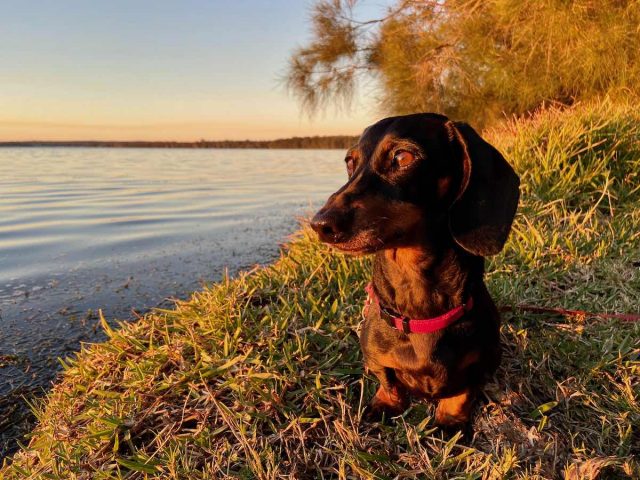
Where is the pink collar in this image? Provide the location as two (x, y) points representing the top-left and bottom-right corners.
(365, 282), (473, 334)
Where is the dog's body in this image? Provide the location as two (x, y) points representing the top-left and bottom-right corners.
(311, 113), (519, 427)
(361, 249), (501, 425)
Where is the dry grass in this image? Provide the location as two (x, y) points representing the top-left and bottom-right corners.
(2, 100), (639, 479)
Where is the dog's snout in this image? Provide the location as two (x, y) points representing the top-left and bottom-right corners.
(310, 215), (337, 237)
(311, 209), (348, 244)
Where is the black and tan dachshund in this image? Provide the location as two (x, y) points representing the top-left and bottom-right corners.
(311, 113), (520, 427)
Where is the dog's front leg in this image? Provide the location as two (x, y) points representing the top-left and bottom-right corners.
(365, 363), (409, 420)
(435, 388), (474, 427)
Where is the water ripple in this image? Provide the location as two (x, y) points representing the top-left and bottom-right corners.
(0, 147), (346, 283)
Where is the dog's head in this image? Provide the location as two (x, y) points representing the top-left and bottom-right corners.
(310, 113), (520, 256)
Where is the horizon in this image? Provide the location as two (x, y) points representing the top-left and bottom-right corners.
(0, 133), (359, 145)
(1, 1), (390, 142)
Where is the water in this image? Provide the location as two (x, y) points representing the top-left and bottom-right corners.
(0, 147), (346, 456)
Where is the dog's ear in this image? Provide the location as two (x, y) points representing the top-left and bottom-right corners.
(446, 121), (520, 256)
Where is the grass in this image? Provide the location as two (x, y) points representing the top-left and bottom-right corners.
(2, 99), (639, 479)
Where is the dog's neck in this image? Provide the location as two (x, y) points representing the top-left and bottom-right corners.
(373, 241), (483, 319)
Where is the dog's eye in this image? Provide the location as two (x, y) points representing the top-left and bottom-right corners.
(345, 156), (355, 176)
(393, 150), (416, 169)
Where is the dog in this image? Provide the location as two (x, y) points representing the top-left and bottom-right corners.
(310, 113), (520, 427)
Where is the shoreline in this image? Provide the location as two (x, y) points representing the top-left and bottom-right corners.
(0, 253), (281, 459)
(0, 222), (294, 459)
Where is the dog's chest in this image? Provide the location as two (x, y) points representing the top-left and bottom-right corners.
(360, 307), (455, 398)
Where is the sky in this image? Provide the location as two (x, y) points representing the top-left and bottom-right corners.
(0, 0), (390, 141)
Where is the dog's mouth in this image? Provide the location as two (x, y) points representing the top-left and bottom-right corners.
(331, 243), (377, 255)
(329, 230), (386, 255)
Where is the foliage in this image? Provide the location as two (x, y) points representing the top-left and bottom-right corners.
(2, 100), (640, 478)
(287, 0), (640, 127)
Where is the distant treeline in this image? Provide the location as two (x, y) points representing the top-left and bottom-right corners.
(0, 135), (359, 150)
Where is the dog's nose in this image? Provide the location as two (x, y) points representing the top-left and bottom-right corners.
(310, 210), (344, 243)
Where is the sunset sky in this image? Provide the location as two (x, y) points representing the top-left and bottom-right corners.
(1, 0), (389, 141)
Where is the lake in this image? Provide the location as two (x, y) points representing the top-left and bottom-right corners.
(0, 147), (346, 455)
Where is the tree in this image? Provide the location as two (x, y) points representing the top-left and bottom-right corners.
(287, 0), (640, 128)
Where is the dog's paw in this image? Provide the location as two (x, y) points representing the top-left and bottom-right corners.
(363, 386), (408, 423)
(434, 410), (469, 428)
(434, 390), (474, 430)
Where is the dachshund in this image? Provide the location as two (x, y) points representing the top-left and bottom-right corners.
(310, 113), (520, 427)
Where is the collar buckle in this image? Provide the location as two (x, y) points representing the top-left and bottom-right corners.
(401, 317), (411, 334)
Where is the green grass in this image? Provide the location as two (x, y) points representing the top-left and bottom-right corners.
(2, 99), (639, 479)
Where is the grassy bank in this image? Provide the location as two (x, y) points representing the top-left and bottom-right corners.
(3, 100), (639, 479)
